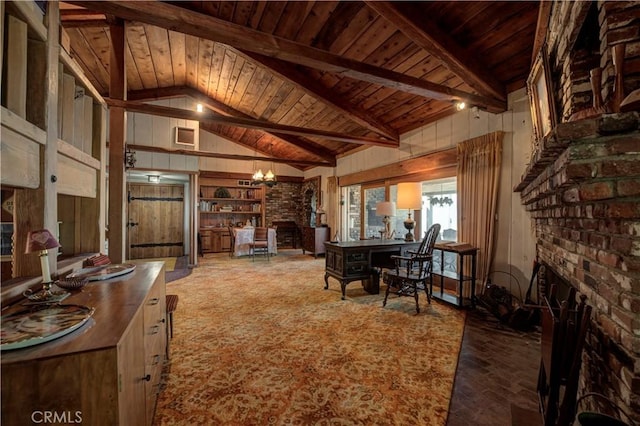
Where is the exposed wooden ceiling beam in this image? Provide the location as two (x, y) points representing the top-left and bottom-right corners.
(365, 1), (506, 102)
(532, 1), (552, 64)
(127, 86), (337, 164)
(66, 0), (506, 112)
(239, 50), (399, 141)
(106, 98), (398, 147)
(126, 143), (331, 167)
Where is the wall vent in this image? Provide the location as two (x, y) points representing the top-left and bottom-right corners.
(174, 126), (195, 146)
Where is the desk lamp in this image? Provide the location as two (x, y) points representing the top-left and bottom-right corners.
(375, 201), (396, 239)
(397, 182), (422, 241)
(25, 229), (68, 302)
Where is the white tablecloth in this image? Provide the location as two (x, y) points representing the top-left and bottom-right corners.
(233, 227), (278, 256)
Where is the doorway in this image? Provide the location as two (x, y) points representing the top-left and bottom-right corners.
(127, 183), (184, 259)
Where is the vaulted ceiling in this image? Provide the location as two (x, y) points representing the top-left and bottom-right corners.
(61, 1), (541, 170)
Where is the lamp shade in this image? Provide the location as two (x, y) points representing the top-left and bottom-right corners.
(376, 201), (396, 217)
(25, 229), (60, 253)
(397, 182), (422, 210)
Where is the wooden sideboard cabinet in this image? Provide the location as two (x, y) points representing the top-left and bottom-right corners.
(200, 228), (232, 253)
(302, 226), (330, 258)
(1, 262), (167, 426)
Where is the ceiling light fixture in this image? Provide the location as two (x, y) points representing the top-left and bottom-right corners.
(455, 101), (467, 111)
(196, 103), (203, 113)
(148, 175), (160, 183)
(251, 144), (277, 188)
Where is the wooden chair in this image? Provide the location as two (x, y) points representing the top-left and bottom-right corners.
(249, 227), (269, 261)
(382, 223), (440, 313)
(227, 225), (236, 257)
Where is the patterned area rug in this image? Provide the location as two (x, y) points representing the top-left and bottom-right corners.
(155, 250), (466, 425)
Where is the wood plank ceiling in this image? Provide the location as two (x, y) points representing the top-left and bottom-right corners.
(61, 1), (540, 170)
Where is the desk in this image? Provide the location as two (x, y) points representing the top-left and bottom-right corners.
(431, 242), (478, 308)
(233, 227), (277, 257)
(324, 239), (421, 300)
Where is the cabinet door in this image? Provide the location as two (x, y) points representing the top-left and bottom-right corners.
(200, 230), (213, 253)
(221, 231), (231, 251)
(118, 312), (147, 425)
(144, 280), (166, 425)
(211, 232), (222, 252)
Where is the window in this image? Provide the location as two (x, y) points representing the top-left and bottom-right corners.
(342, 185), (361, 241)
(422, 177), (457, 241)
(363, 185), (385, 239)
(340, 177), (457, 243)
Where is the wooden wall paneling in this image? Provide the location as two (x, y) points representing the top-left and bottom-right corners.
(61, 73), (75, 143)
(152, 113), (170, 148)
(43, 0), (60, 262)
(5, 15), (27, 118)
(57, 154), (97, 198)
(73, 88), (85, 150)
(57, 63), (64, 138)
(82, 95), (93, 155)
(12, 185), (44, 279)
(1, 106), (47, 144)
(108, 20), (127, 263)
(26, 39), (46, 128)
(339, 147), (457, 187)
(57, 194), (76, 256)
(0, 126), (40, 188)
(94, 104), (108, 254)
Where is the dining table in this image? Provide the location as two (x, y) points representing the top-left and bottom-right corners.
(232, 227), (278, 257)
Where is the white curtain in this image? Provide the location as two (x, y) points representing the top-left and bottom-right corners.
(326, 176), (339, 240)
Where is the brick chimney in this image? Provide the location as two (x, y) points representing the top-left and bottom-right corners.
(517, 1), (640, 421)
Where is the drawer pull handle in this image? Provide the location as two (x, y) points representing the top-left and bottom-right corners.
(149, 298), (159, 305)
(144, 374), (151, 382)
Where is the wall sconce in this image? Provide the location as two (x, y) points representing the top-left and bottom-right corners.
(196, 103), (203, 112)
(148, 175), (160, 184)
(455, 101), (467, 111)
(125, 146), (137, 169)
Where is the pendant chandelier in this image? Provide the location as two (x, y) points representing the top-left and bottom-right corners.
(251, 143), (277, 187)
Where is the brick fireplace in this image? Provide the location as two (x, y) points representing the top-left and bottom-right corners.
(516, 0), (639, 421)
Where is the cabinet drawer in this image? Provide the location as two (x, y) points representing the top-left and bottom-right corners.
(346, 252), (367, 263)
(345, 262), (369, 276)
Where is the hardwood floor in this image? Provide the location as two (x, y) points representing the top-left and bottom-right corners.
(447, 306), (541, 426)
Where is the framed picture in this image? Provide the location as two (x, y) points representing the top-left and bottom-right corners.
(527, 43), (557, 146)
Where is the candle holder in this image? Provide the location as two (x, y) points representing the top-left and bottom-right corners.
(24, 229), (69, 303)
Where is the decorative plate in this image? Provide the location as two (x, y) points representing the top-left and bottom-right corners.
(67, 263), (136, 281)
(1, 304), (95, 351)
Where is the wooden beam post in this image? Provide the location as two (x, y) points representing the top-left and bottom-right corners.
(108, 20), (127, 263)
(14, 2), (61, 279)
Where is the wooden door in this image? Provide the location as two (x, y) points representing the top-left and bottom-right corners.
(128, 184), (184, 259)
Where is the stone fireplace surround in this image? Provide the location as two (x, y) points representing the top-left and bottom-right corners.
(516, 1), (640, 420)
(516, 112), (639, 420)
